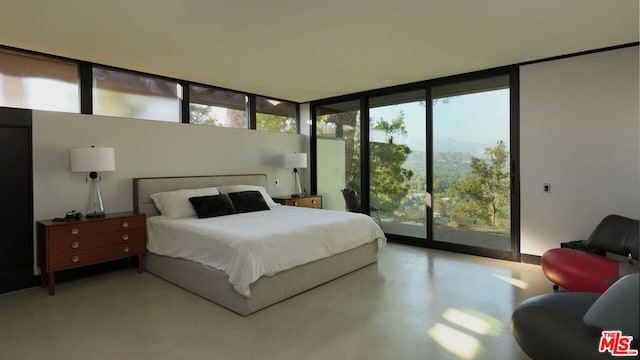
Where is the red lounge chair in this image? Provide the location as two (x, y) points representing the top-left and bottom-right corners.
(541, 215), (639, 293)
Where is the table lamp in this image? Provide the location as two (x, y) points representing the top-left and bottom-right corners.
(284, 153), (307, 197)
(70, 146), (116, 218)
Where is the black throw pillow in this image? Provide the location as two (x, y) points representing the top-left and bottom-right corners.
(227, 190), (270, 213)
(189, 194), (236, 218)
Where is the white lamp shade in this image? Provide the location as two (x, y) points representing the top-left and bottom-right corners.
(284, 153), (307, 169)
(70, 147), (116, 172)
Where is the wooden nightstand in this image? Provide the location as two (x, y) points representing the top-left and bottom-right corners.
(272, 195), (322, 209)
(36, 211), (147, 295)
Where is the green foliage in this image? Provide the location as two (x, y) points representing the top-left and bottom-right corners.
(368, 112), (413, 212)
(451, 141), (510, 227)
(256, 113), (296, 133)
(370, 142), (413, 211)
(431, 152), (472, 194)
(374, 112), (407, 142)
(189, 104), (218, 125)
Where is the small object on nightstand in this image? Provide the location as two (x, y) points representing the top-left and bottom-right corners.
(272, 195), (322, 209)
(37, 211), (147, 295)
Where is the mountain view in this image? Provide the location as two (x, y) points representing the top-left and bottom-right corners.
(403, 137), (495, 192)
(433, 137), (495, 157)
(403, 150), (472, 194)
(407, 137), (494, 156)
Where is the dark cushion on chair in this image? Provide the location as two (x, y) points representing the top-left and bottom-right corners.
(512, 275), (640, 360)
(587, 215), (639, 259)
(511, 293), (609, 360)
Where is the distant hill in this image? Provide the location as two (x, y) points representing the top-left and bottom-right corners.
(404, 150), (472, 180)
(407, 137), (495, 157)
(433, 137), (494, 157)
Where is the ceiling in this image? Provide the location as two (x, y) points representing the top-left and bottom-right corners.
(0, 1), (637, 103)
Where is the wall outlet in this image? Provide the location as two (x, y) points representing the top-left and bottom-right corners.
(275, 179), (279, 186)
(543, 183), (551, 193)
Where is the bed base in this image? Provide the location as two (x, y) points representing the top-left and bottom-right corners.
(144, 241), (378, 316)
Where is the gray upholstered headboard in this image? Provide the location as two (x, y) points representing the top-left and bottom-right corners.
(133, 174), (268, 217)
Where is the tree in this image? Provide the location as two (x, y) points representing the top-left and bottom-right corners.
(452, 140), (509, 227)
(319, 109), (413, 215)
(368, 112), (413, 212)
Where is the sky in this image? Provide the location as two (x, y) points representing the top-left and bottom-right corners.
(370, 89), (510, 151)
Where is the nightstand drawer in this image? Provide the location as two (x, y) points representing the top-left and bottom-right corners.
(48, 216), (145, 241)
(48, 228), (146, 255)
(48, 241), (146, 271)
(289, 197), (322, 208)
(273, 195), (322, 209)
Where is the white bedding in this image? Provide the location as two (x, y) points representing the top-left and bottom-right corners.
(146, 206), (386, 297)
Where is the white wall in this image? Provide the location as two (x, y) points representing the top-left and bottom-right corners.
(32, 112), (309, 270)
(520, 46), (640, 256)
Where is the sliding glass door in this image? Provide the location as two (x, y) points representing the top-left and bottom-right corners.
(369, 90), (428, 239)
(431, 75), (514, 255)
(313, 71), (519, 260)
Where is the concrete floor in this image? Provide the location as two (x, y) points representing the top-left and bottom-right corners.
(0, 244), (550, 360)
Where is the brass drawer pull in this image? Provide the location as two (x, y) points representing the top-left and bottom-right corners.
(293, 202), (298, 206)
(71, 227), (80, 235)
(71, 241), (80, 249)
(121, 221), (129, 228)
(311, 200), (317, 204)
(71, 255), (80, 263)
(122, 234), (129, 241)
(122, 246), (130, 253)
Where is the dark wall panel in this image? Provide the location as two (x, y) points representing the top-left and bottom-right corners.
(0, 107), (34, 293)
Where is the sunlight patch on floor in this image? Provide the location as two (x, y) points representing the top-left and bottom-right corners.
(428, 323), (481, 359)
(492, 274), (529, 289)
(442, 308), (491, 335)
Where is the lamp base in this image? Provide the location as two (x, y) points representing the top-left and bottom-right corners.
(86, 175), (106, 218)
(85, 212), (106, 218)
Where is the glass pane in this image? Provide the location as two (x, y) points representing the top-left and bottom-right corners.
(256, 96), (297, 133)
(315, 99), (361, 212)
(0, 49), (79, 112)
(432, 75), (511, 251)
(190, 85), (247, 128)
(369, 90), (427, 238)
(93, 67), (180, 122)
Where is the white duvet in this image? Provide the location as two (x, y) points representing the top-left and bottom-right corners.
(146, 206), (386, 297)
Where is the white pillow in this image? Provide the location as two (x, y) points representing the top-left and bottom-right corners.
(150, 187), (219, 219)
(217, 184), (279, 208)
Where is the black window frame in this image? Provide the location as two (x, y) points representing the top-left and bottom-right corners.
(311, 66), (521, 262)
(0, 45), (301, 133)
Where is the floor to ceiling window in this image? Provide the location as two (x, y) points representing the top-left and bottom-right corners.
(313, 69), (519, 261)
(430, 75), (515, 257)
(369, 90), (427, 239)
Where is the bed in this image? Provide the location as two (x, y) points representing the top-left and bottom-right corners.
(133, 174), (385, 315)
